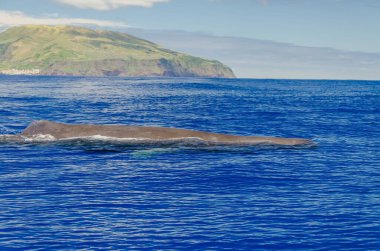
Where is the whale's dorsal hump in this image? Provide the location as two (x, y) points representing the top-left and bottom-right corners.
(21, 120), (60, 137)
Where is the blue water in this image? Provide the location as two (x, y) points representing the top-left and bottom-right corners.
(0, 76), (379, 250)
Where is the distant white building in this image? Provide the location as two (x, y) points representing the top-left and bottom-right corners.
(0, 69), (40, 75)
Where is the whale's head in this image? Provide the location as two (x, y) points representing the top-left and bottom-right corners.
(21, 120), (62, 138)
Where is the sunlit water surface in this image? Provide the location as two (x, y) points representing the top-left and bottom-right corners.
(0, 76), (379, 250)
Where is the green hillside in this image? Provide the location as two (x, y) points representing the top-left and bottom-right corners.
(0, 25), (235, 78)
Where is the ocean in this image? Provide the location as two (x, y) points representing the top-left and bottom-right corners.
(0, 76), (379, 250)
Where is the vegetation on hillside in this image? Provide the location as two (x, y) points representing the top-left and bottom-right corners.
(0, 25), (235, 78)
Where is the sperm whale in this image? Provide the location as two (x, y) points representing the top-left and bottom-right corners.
(1, 120), (312, 146)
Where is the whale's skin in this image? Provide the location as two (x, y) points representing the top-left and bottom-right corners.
(0, 134), (23, 142)
(18, 120), (312, 146)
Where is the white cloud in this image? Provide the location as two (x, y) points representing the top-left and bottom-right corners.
(54, 0), (170, 10)
(0, 10), (127, 27)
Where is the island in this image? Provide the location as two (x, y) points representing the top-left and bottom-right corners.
(0, 25), (235, 78)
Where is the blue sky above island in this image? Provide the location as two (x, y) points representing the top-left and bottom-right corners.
(1, 0), (380, 80)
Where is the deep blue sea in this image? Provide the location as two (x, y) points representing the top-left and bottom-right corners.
(0, 76), (379, 250)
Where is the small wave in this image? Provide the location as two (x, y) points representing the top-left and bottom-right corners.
(23, 134), (56, 142)
(55, 135), (210, 146)
(131, 148), (180, 157)
(0, 125), (16, 135)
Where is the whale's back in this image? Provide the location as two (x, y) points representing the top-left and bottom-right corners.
(18, 120), (313, 146)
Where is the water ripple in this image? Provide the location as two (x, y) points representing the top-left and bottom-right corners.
(0, 76), (379, 250)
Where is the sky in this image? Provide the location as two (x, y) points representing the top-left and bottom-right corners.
(1, 0), (380, 79)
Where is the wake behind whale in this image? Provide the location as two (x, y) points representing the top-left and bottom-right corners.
(0, 120), (314, 148)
